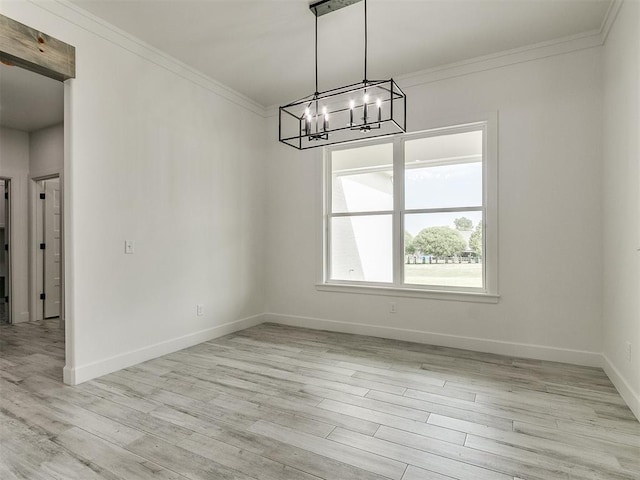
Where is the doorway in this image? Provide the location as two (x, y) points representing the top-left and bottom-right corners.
(0, 179), (10, 324)
(0, 12), (75, 384)
(0, 61), (64, 327)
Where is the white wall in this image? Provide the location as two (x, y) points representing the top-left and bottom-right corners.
(1, 1), (266, 383)
(265, 47), (604, 365)
(602, 0), (640, 418)
(0, 127), (30, 323)
(30, 123), (64, 175)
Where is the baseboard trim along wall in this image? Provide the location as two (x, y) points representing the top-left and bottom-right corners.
(264, 312), (602, 367)
(63, 313), (265, 385)
(601, 354), (640, 421)
(13, 311), (31, 324)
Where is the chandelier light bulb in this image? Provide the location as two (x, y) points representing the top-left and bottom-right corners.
(376, 98), (382, 108)
(304, 107), (312, 136)
(363, 93), (369, 123)
(322, 107), (329, 131)
(349, 100), (355, 109)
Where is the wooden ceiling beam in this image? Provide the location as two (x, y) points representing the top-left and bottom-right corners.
(310, 0), (362, 17)
(0, 14), (75, 82)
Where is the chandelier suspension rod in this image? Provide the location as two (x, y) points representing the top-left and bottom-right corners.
(363, 0), (368, 82)
(315, 11), (319, 94)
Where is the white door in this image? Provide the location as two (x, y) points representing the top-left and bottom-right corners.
(44, 178), (61, 318)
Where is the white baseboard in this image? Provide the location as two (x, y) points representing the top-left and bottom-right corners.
(65, 313), (265, 385)
(264, 312), (602, 367)
(601, 354), (640, 421)
(12, 311), (31, 324)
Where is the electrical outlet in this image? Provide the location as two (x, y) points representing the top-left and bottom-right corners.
(390, 302), (397, 314)
(196, 304), (204, 316)
(625, 342), (632, 362)
(124, 240), (135, 254)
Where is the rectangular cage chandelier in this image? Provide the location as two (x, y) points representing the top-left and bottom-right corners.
(279, 0), (406, 150)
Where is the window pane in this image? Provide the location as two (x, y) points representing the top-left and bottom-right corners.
(404, 212), (483, 288)
(332, 143), (393, 213)
(331, 215), (392, 283)
(405, 130), (482, 210)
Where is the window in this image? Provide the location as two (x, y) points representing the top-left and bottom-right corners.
(321, 119), (498, 301)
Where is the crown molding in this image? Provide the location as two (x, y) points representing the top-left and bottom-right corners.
(26, 0), (267, 117)
(395, 31), (603, 91)
(389, 0), (622, 91)
(599, 0), (624, 44)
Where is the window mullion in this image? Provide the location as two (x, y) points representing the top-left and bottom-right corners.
(330, 211), (394, 218)
(324, 150), (332, 283)
(404, 206), (483, 215)
(392, 136), (404, 287)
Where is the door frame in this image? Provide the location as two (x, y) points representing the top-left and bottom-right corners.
(29, 171), (64, 324)
(0, 177), (12, 324)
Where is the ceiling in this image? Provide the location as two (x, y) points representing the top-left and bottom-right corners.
(0, 64), (64, 132)
(71, 0), (611, 107)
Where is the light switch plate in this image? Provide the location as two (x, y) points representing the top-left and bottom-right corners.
(124, 240), (135, 254)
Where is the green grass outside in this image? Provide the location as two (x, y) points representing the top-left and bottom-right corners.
(404, 263), (483, 288)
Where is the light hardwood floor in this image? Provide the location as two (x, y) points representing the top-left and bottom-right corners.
(0, 302), (8, 325)
(1, 321), (638, 480)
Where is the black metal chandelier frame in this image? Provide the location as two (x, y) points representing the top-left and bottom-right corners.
(278, 0), (407, 150)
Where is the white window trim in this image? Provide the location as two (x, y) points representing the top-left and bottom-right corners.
(317, 112), (499, 303)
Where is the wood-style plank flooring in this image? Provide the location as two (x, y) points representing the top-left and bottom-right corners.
(0, 302), (8, 325)
(1, 321), (638, 479)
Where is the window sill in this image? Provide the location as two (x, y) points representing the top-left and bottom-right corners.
(315, 283), (500, 303)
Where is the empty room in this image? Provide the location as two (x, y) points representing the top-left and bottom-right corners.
(0, 0), (638, 479)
